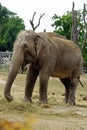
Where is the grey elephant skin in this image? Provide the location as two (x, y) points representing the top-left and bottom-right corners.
(4, 30), (83, 105)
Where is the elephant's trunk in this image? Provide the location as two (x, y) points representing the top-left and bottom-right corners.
(4, 68), (19, 101)
(4, 49), (24, 101)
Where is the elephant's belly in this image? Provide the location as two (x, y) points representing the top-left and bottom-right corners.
(51, 71), (71, 79)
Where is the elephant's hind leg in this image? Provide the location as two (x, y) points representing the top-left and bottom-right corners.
(60, 78), (71, 104)
(68, 77), (79, 105)
(61, 77), (79, 105)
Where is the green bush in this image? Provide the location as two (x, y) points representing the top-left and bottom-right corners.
(83, 53), (87, 62)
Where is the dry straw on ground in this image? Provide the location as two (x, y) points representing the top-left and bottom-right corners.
(0, 72), (87, 130)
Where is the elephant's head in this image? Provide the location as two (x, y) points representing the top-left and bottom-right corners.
(4, 30), (44, 101)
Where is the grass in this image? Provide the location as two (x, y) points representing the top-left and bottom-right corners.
(0, 71), (87, 130)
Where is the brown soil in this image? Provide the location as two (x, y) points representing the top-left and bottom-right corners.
(0, 73), (87, 130)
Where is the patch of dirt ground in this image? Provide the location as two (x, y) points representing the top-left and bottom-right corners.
(0, 73), (87, 130)
(33, 105), (87, 130)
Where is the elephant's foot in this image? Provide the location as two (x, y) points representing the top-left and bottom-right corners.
(66, 100), (76, 105)
(23, 97), (32, 103)
(40, 103), (50, 108)
(64, 97), (76, 105)
(4, 94), (13, 102)
(39, 99), (48, 105)
(39, 100), (49, 108)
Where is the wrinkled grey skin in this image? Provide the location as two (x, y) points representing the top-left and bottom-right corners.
(4, 30), (83, 105)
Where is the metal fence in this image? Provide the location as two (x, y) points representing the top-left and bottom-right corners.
(0, 51), (87, 73)
(0, 51), (12, 71)
(83, 62), (87, 73)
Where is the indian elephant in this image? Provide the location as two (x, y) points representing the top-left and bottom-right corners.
(4, 30), (83, 105)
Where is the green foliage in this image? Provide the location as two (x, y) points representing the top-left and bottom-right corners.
(0, 3), (25, 51)
(52, 10), (87, 61)
(83, 53), (87, 62)
(52, 11), (85, 41)
(52, 12), (72, 39)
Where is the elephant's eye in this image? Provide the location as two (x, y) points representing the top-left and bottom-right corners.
(34, 38), (37, 44)
(23, 43), (28, 49)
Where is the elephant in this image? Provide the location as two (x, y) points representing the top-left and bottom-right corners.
(4, 30), (83, 105)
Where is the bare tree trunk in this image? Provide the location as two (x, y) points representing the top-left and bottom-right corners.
(71, 2), (78, 45)
(81, 4), (87, 52)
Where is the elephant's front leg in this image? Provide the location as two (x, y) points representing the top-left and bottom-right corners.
(39, 72), (49, 104)
(23, 64), (39, 102)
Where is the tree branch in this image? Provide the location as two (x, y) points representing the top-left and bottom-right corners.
(34, 13), (45, 30)
(30, 12), (45, 31)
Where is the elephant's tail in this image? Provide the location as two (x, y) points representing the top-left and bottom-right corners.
(78, 79), (84, 88)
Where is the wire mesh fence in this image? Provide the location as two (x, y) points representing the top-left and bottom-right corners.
(0, 51), (12, 71)
(0, 51), (87, 73)
(83, 62), (87, 73)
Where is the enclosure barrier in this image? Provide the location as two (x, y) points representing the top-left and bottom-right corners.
(0, 51), (87, 73)
(83, 62), (87, 73)
(0, 51), (12, 71)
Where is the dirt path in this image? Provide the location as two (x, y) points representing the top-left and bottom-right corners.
(34, 118), (87, 130)
(0, 79), (6, 84)
(33, 104), (87, 130)
(0, 74), (87, 130)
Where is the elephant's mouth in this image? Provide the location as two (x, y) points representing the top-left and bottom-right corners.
(23, 51), (36, 65)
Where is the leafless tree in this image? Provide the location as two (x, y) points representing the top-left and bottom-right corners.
(30, 12), (45, 31)
(81, 4), (87, 52)
(71, 2), (82, 45)
(71, 2), (87, 53)
(71, 3), (87, 71)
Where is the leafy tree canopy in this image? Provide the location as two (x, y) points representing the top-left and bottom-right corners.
(52, 12), (72, 39)
(52, 11), (85, 42)
(0, 3), (25, 51)
(52, 10), (87, 61)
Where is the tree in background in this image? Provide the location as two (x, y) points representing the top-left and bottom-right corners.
(52, 11), (85, 46)
(0, 3), (25, 51)
(52, 3), (87, 61)
(52, 12), (72, 40)
(30, 12), (45, 31)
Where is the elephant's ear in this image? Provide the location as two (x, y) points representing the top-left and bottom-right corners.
(36, 35), (44, 57)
